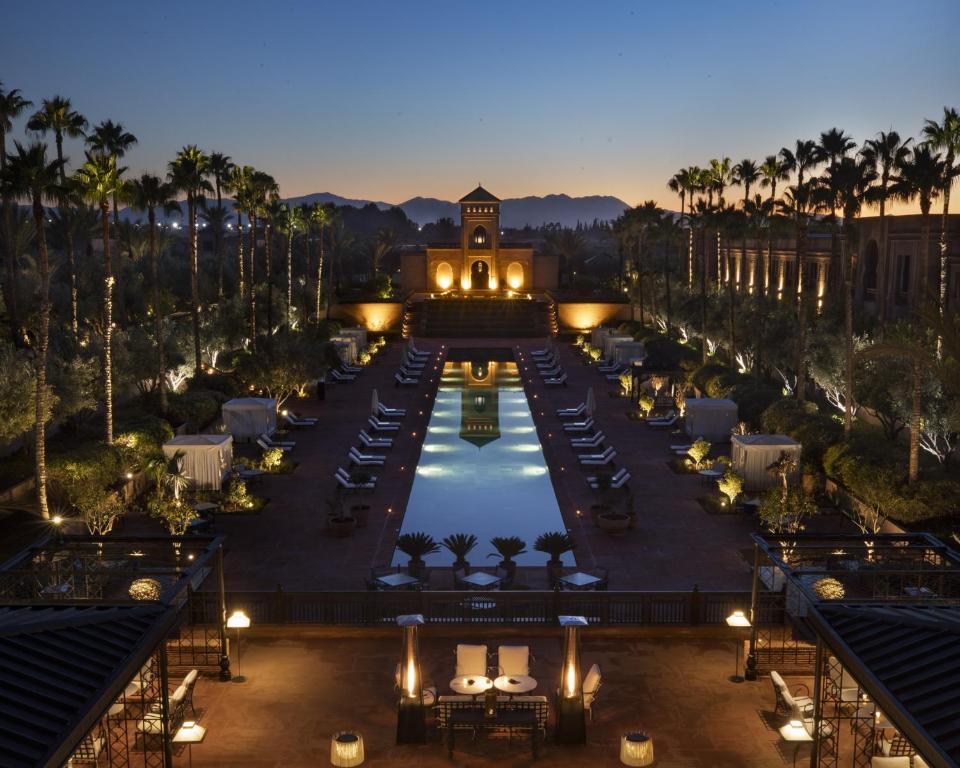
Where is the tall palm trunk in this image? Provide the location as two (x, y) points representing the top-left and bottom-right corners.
(286, 229), (293, 327)
(316, 223), (325, 322)
(148, 206), (167, 413)
(32, 193), (50, 518)
(55, 132), (65, 184)
(2, 199), (16, 334)
(216, 188), (224, 301)
(700, 225), (708, 363)
(101, 201), (114, 443)
(236, 211), (245, 299)
(726, 239), (736, 357)
(936, 149), (954, 357)
(796, 218), (808, 403)
(919, 205), (931, 309)
(841, 224), (855, 436)
(67, 226), (78, 336)
(249, 213), (257, 347)
(266, 223), (274, 344)
(663, 237), (672, 333)
(188, 195), (201, 372)
(908, 357), (921, 483)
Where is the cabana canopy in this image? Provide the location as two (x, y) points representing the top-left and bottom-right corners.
(162, 434), (233, 491)
(684, 398), (738, 442)
(730, 434), (800, 489)
(613, 341), (646, 365)
(601, 334), (633, 360)
(222, 397), (277, 442)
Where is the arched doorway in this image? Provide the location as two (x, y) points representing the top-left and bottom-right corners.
(471, 260), (489, 289)
(506, 261), (524, 290)
(470, 225), (488, 249)
(435, 261), (453, 290)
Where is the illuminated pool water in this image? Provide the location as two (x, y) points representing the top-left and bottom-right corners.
(393, 357), (573, 567)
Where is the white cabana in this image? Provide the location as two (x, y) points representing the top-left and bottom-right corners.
(613, 341), (646, 365)
(602, 334), (633, 360)
(684, 398), (738, 442)
(331, 336), (359, 363)
(339, 327), (368, 349)
(162, 434), (233, 491)
(731, 434), (801, 489)
(222, 397), (277, 442)
(590, 327), (613, 349)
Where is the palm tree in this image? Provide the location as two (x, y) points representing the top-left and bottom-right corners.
(128, 174), (178, 413)
(818, 156), (877, 436)
(921, 107), (960, 344)
(778, 183), (814, 401)
(709, 157), (731, 289)
(861, 131), (912, 334)
(209, 152), (234, 298)
(744, 194), (776, 378)
(248, 170), (278, 344)
(311, 201), (332, 321)
(74, 151), (119, 443)
(26, 96), (87, 184)
(225, 164), (252, 301)
(819, 128), (857, 293)
(168, 145), (212, 372)
(48, 192), (95, 336)
(668, 169), (693, 286)
(0, 84), (33, 332)
(86, 120), (137, 228)
(1, 142), (63, 518)
(732, 159), (761, 291)
(759, 154), (790, 296)
(893, 146), (946, 309)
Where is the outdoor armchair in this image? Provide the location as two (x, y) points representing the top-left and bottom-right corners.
(497, 645), (530, 677)
(455, 644), (489, 678)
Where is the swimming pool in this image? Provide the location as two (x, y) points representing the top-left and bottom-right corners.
(392, 354), (574, 567)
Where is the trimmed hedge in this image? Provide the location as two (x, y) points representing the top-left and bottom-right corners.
(164, 389), (225, 431)
(188, 372), (240, 398)
(761, 398), (842, 470)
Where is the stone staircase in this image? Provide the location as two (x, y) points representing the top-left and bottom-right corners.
(405, 297), (554, 338)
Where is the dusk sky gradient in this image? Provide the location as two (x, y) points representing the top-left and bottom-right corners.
(3, 0), (958, 213)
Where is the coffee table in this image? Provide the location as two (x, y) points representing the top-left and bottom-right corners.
(459, 571), (502, 588)
(779, 722), (812, 768)
(376, 572), (420, 590)
(558, 571), (602, 590)
(173, 723), (206, 768)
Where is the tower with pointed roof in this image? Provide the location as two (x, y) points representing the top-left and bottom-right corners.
(459, 184), (501, 289)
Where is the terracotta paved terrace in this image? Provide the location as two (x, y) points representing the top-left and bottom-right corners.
(206, 338), (759, 592)
(185, 628), (791, 768)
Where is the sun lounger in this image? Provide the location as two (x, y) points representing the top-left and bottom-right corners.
(539, 366), (562, 378)
(571, 433), (605, 449)
(284, 413), (316, 428)
(587, 468), (630, 489)
(579, 447), (616, 466)
(257, 435), (294, 452)
(563, 418), (594, 432)
(349, 447), (386, 466)
(544, 373), (568, 387)
(378, 403), (406, 418)
(335, 468), (376, 489)
(557, 403), (585, 417)
(395, 372), (418, 386)
(286, 410), (318, 425)
(359, 430), (392, 448)
(647, 414), (678, 428)
(368, 416), (400, 432)
(330, 369), (356, 382)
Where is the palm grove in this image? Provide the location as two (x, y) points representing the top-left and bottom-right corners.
(611, 108), (960, 532)
(0, 85), (373, 525)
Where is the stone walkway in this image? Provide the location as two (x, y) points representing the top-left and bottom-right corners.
(186, 630), (789, 767)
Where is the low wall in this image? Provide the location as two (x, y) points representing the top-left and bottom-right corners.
(556, 302), (632, 331)
(329, 301), (404, 333)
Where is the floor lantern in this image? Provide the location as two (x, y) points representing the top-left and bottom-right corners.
(396, 614), (427, 743)
(556, 615), (588, 744)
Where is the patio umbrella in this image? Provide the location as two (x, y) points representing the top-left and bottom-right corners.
(371, 389), (380, 417)
(586, 387), (596, 417)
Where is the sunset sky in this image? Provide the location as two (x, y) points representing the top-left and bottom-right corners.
(3, 0), (957, 214)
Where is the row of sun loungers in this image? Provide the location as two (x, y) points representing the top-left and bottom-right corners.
(395, 340), (432, 386)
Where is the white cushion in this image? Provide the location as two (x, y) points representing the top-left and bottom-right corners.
(871, 758), (911, 768)
(498, 645), (529, 676)
(182, 669), (198, 688)
(583, 663), (601, 705)
(170, 684), (186, 705)
(913, 756), (929, 768)
(455, 644), (487, 677)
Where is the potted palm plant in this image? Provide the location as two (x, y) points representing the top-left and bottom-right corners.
(396, 532), (440, 578)
(325, 498), (356, 537)
(488, 536), (527, 579)
(534, 531), (574, 582)
(441, 533), (478, 573)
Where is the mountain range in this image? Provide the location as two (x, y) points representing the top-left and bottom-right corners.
(118, 192), (630, 229)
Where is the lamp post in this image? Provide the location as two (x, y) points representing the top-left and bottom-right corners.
(726, 609), (751, 683)
(396, 614), (426, 744)
(556, 615), (588, 744)
(226, 610), (250, 683)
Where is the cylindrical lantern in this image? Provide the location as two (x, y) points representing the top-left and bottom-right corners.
(620, 731), (654, 766)
(396, 614), (427, 743)
(330, 731), (364, 767)
(128, 578), (162, 601)
(556, 615), (588, 744)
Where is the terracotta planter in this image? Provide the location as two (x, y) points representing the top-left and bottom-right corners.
(408, 559), (427, 579)
(498, 560), (517, 578)
(350, 504), (370, 529)
(328, 515), (356, 537)
(597, 512), (631, 533)
(546, 560), (564, 582)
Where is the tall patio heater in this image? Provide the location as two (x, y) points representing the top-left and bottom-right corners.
(556, 615), (588, 743)
(396, 614), (427, 743)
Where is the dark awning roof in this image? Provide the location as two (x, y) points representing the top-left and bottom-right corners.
(0, 604), (173, 768)
(809, 604), (960, 768)
(459, 185), (500, 203)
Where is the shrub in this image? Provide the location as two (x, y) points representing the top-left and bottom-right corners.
(718, 470), (744, 505)
(687, 438), (711, 469)
(642, 337), (698, 371)
(188, 372), (239, 398)
(165, 389), (224, 430)
(691, 362), (732, 395)
(638, 393), (655, 416)
(728, 381), (781, 428)
(224, 478), (253, 511)
(48, 443), (123, 510)
(260, 447), (283, 471)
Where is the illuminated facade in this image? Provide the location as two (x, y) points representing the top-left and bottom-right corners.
(400, 185), (558, 293)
